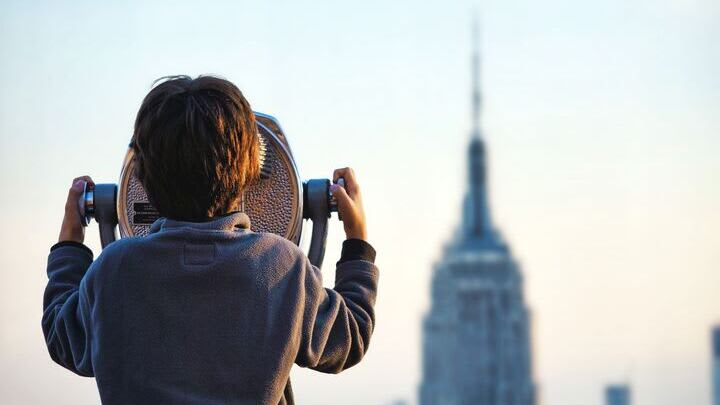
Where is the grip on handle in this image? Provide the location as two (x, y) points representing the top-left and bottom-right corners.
(303, 179), (330, 269)
(78, 182), (94, 227)
(329, 177), (345, 221)
(79, 182), (119, 248)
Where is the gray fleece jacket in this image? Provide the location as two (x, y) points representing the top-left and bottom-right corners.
(42, 212), (379, 405)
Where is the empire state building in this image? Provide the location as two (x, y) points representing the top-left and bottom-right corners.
(419, 24), (536, 405)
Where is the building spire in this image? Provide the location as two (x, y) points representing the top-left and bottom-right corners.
(461, 13), (497, 243)
(471, 12), (481, 139)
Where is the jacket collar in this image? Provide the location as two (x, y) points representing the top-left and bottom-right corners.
(148, 211), (251, 234)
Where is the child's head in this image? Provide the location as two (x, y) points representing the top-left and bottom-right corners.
(131, 75), (260, 221)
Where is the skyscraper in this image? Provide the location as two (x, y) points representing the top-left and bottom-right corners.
(419, 20), (535, 405)
(713, 327), (720, 405)
(605, 385), (630, 405)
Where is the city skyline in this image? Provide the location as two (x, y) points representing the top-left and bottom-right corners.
(713, 327), (720, 405)
(606, 385), (631, 405)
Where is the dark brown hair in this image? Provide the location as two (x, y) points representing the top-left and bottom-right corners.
(131, 75), (260, 221)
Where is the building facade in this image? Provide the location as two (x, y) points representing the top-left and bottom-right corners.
(605, 385), (630, 405)
(419, 23), (535, 405)
(713, 327), (720, 405)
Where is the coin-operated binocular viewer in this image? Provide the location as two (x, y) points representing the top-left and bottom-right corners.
(79, 113), (342, 268)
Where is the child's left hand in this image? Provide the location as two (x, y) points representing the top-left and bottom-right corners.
(58, 175), (94, 244)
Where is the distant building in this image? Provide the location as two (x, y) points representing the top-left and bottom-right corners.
(714, 327), (720, 405)
(605, 385), (630, 405)
(419, 20), (535, 405)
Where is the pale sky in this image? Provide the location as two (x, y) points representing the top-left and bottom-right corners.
(1, 1), (719, 404)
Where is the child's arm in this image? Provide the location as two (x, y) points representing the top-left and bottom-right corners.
(294, 244), (378, 373)
(41, 177), (96, 376)
(295, 168), (379, 373)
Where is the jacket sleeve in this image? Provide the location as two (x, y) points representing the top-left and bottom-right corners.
(294, 242), (379, 374)
(41, 242), (96, 377)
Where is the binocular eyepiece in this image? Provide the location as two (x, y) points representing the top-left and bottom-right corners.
(79, 113), (343, 268)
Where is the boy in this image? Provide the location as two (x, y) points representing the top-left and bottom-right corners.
(42, 76), (378, 404)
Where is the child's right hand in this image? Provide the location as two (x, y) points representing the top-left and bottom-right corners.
(330, 167), (367, 241)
